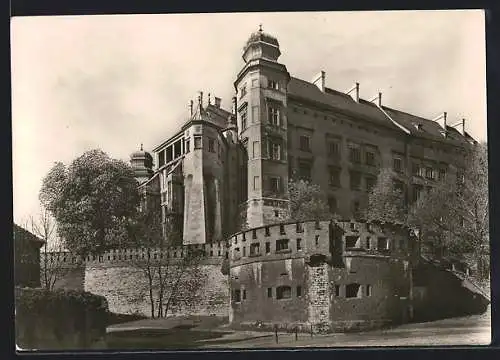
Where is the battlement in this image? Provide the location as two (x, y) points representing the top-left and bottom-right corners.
(227, 219), (411, 265)
(42, 242), (229, 267)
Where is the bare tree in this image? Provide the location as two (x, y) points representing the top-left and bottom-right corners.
(25, 205), (70, 290)
(131, 209), (206, 318)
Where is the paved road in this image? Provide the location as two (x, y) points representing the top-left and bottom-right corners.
(202, 307), (491, 348)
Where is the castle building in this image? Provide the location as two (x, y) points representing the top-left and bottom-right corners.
(48, 28), (486, 329)
(131, 27), (477, 246)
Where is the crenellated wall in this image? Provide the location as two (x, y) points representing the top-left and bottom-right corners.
(228, 219), (413, 332)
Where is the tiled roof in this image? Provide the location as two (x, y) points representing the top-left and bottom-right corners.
(288, 77), (473, 145)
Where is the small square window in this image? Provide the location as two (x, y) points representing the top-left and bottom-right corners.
(276, 239), (289, 251)
(265, 242), (271, 254)
(267, 287), (273, 298)
(280, 224), (286, 235)
(299, 135), (311, 152)
(274, 210), (279, 218)
(296, 238), (302, 251)
(234, 289), (241, 302)
(194, 136), (202, 149)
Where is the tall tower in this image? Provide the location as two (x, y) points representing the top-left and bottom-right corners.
(234, 27), (291, 228)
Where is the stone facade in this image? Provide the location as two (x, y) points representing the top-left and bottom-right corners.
(228, 220), (413, 332)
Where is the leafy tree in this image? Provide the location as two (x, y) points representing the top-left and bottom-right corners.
(130, 208), (206, 318)
(39, 149), (140, 256)
(409, 143), (489, 279)
(366, 168), (407, 225)
(286, 178), (335, 222)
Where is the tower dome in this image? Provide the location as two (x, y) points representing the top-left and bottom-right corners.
(242, 25), (281, 63)
(130, 144), (154, 183)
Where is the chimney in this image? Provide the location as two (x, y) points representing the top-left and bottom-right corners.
(433, 112), (447, 131)
(312, 71), (326, 92)
(214, 97), (221, 108)
(232, 96), (237, 115)
(369, 92), (382, 107)
(198, 91), (204, 108)
(461, 118), (466, 136)
(346, 82), (360, 102)
(208, 93), (211, 105)
(189, 100), (194, 116)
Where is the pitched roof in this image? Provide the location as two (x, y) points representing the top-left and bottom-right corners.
(288, 77), (473, 146)
(13, 224), (45, 244)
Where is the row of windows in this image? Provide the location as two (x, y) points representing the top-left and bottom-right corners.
(345, 235), (391, 251)
(240, 104), (282, 130)
(233, 285), (301, 303)
(393, 157), (448, 181)
(232, 283), (373, 302)
(239, 77), (281, 100)
(233, 237), (303, 258)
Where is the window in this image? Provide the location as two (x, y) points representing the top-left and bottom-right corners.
(268, 106), (280, 126)
(242, 247), (246, 257)
(254, 176), (260, 190)
(365, 151), (376, 166)
(296, 286), (302, 297)
(412, 185), (423, 202)
(194, 136), (202, 149)
(185, 139), (190, 153)
(299, 135), (311, 152)
(377, 237), (389, 250)
(365, 285), (372, 297)
(265, 242), (271, 254)
(394, 180), (405, 194)
(280, 224), (286, 235)
(393, 157), (403, 173)
(425, 166), (435, 180)
(328, 196), (337, 213)
(233, 289), (241, 302)
(252, 141), (260, 158)
(241, 109), (248, 130)
(350, 171), (362, 190)
(298, 161), (312, 181)
(251, 78), (259, 87)
(348, 144), (361, 163)
(352, 201), (361, 217)
(366, 176), (376, 192)
(159, 151), (165, 167)
(208, 138), (216, 153)
(268, 79), (279, 90)
(270, 176), (281, 193)
(327, 140), (341, 158)
(276, 286), (292, 300)
(296, 238), (302, 251)
(438, 168), (447, 181)
(345, 236), (360, 249)
(269, 141), (281, 160)
(366, 237), (371, 249)
(267, 287), (273, 298)
(252, 106), (259, 123)
(240, 85), (247, 98)
(274, 210), (279, 218)
(345, 284), (362, 298)
(329, 167), (341, 187)
(276, 239), (289, 252)
(296, 223), (304, 233)
(334, 285), (341, 297)
(242, 289), (247, 300)
(265, 227), (270, 236)
(412, 162), (420, 176)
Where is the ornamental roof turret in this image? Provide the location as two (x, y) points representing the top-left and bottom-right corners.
(242, 25), (281, 63)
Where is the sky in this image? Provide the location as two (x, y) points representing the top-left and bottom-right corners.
(11, 10), (486, 225)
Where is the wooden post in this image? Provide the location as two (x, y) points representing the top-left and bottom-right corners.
(274, 326), (278, 344)
(295, 327), (298, 341)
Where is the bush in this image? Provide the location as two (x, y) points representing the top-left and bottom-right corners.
(15, 287), (109, 349)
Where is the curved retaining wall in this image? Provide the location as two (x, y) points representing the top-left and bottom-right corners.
(228, 219), (412, 332)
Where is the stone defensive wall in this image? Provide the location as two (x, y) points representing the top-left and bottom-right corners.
(227, 219), (413, 333)
(43, 242), (230, 318)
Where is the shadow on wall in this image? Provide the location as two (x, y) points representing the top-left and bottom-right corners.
(412, 258), (490, 323)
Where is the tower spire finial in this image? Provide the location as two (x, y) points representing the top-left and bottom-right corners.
(140, 143), (143, 151)
(259, 24), (263, 32)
